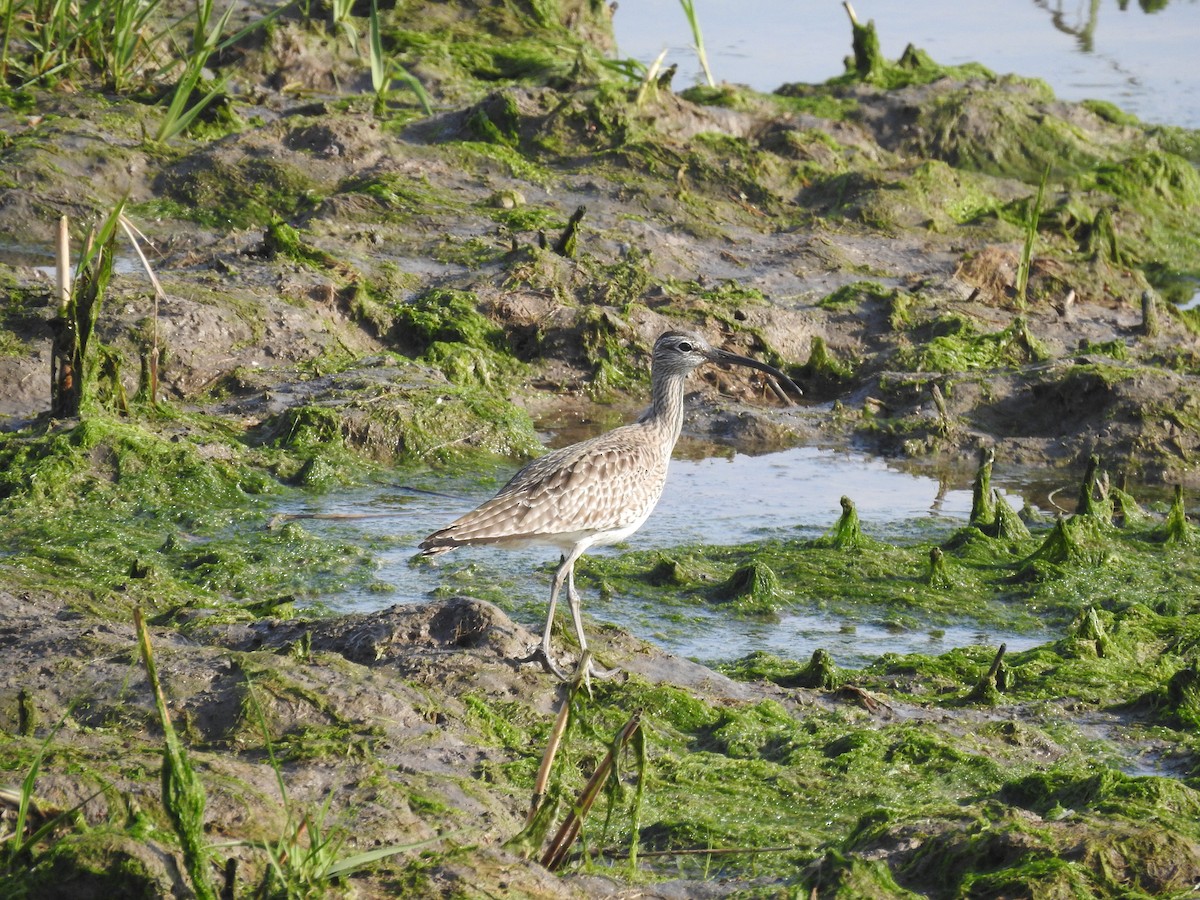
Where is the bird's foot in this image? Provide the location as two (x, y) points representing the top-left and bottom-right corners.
(516, 645), (620, 683)
(516, 645), (569, 680)
(568, 651), (620, 694)
(584, 658), (620, 681)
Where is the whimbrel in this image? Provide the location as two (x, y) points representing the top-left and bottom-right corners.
(419, 330), (801, 678)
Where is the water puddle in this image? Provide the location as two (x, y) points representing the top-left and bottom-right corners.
(1174, 281), (1200, 312)
(279, 446), (1061, 669)
(0, 242), (143, 278)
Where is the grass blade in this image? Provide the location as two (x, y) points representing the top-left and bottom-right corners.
(1015, 165), (1049, 305)
(678, 0), (714, 87)
(134, 608), (217, 900)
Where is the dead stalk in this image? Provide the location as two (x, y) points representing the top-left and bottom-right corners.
(541, 710), (642, 872)
(118, 215), (161, 403)
(527, 653), (591, 825)
(55, 215), (70, 314)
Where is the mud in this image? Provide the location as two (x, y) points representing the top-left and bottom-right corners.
(3, 1), (1200, 897)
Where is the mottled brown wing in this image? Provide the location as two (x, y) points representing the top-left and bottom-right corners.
(419, 425), (668, 552)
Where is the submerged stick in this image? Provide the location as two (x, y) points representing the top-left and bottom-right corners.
(51, 215), (76, 416)
(968, 447), (995, 529)
(926, 547), (952, 589)
(55, 215), (70, 315)
(930, 382), (952, 435)
(552, 205), (586, 258)
(1141, 289), (1159, 338)
(983, 643), (1007, 684)
(842, 0), (884, 79)
(1075, 454), (1107, 520)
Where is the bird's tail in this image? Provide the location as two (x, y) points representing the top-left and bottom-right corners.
(418, 532), (458, 556)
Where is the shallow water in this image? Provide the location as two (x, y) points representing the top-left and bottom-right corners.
(282, 446), (1059, 669)
(0, 241), (143, 277)
(612, 0), (1200, 130)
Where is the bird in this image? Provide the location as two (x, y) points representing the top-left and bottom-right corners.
(419, 330), (802, 679)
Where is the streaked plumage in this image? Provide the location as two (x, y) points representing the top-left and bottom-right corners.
(420, 330), (801, 678)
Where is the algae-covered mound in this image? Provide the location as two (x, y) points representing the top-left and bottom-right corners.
(5, 0), (1200, 896)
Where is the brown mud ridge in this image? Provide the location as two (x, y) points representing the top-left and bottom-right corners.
(0, 590), (813, 898)
(3, 1), (1200, 897)
(12, 588), (1177, 899)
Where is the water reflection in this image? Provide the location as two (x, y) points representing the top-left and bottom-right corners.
(688, 613), (1023, 671)
(639, 446), (995, 546)
(1039, 0), (1101, 52)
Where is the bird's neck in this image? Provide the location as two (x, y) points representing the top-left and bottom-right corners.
(638, 369), (688, 448)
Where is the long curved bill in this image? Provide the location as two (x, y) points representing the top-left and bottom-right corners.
(706, 347), (803, 401)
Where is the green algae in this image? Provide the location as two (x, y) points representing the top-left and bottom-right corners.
(964, 643), (1012, 704)
(1152, 484), (1196, 545)
(809, 496), (871, 551)
(455, 139), (556, 186)
(261, 219), (345, 273)
(835, 13), (995, 91)
(1043, 149), (1200, 280)
(895, 314), (1049, 373)
(277, 377), (541, 466)
(800, 335), (856, 389)
(811, 849), (922, 899)
(710, 560), (783, 615)
(338, 170), (469, 224)
(391, 288), (497, 351)
(589, 457), (1200, 665)
(576, 305), (645, 397)
(7, 4), (1200, 896)
(377, 287), (528, 390)
(380, 0), (613, 106)
(644, 553), (716, 588)
(465, 91), (522, 146)
(718, 649), (847, 691)
(925, 546), (953, 589)
(0, 415), (377, 613)
(0, 393), (540, 619)
(835, 159), (1005, 233)
(992, 493), (1031, 541)
(13, 452), (1200, 894)
(818, 280), (892, 312)
(912, 77), (1124, 184)
(1158, 659), (1200, 730)
(156, 154), (323, 229)
(487, 200), (560, 234)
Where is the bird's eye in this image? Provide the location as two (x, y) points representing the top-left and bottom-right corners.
(677, 341), (693, 352)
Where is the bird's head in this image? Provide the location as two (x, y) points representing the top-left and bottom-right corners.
(651, 330), (802, 398)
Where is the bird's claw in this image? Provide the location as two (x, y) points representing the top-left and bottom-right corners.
(516, 646), (620, 683)
(569, 650), (620, 694)
(517, 645), (569, 680)
(584, 659), (619, 680)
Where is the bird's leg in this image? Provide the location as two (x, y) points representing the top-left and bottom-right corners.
(566, 564), (619, 681)
(517, 554), (569, 679)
